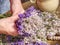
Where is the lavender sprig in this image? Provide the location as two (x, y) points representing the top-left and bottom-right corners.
(15, 6), (49, 45)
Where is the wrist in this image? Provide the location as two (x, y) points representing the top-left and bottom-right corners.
(10, 0), (25, 15)
(12, 9), (25, 16)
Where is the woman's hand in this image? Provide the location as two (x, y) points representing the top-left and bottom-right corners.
(0, 16), (18, 36)
(0, 0), (25, 36)
(10, 0), (25, 15)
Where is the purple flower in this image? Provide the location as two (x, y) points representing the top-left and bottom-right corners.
(24, 12), (31, 18)
(16, 20), (22, 25)
(18, 14), (25, 18)
(17, 41), (24, 45)
(26, 6), (35, 12)
(35, 42), (40, 45)
(32, 42), (48, 45)
(17, 42), (21, 45)
(16, 6), (36, 31)
(6, 35), (11, 41)
(22, 32), (31, 37)
(13, 42), (17, 45)
(40, 42), (48, 45)
(17, 25), (23, 30)
(33, 42), (40, 45)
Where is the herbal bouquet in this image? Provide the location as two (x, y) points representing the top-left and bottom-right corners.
(0, 6), (60, 45)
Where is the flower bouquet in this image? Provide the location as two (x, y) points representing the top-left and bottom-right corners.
(0, 1), (60, 45)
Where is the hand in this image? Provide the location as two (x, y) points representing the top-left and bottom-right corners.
(0, 0), (25, 36)
(0, 16), (18, 36)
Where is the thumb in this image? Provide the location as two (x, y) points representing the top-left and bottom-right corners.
(8, 28), (18, 36)
(10, 15), (19, 22)
(10, 10), (25, 21)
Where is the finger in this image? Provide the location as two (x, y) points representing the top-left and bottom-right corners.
(10, 15), (19, 22)
(0, 29), (8, 35)
(8, 29), (18, 36)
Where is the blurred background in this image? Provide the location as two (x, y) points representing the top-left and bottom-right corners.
(0, 0), (29, 14)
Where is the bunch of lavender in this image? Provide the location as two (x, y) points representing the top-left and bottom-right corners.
(15, 6), (49, 45)
(39, 12), (60, 37)
(0, 6), (48, 45)
(1, 6), (60, 45)
(16, 6), (60, 45)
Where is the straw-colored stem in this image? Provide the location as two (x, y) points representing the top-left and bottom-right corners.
(48, 36), (60, 40)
